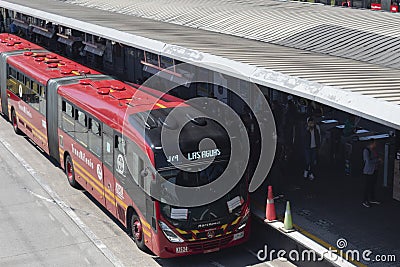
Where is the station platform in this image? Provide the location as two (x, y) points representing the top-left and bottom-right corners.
(252, 160), (400, 266)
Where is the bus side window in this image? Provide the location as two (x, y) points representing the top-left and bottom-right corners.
(26, 80), (41, 112)
(61, 100), (75, 137)
(6, 68), (18, 95)
(25, 77), (30, 89)
(114, 135), (126, 177)
(75, 109), (88, 147)
(102, 124), (113, 168)
(8, 66), (16, 78)
(115, 135), (125, 154)
(32, 82), (38, 94)
(88, 118), (102, 158)
(126, 139), (139, 184)
(39, 85), (46, 116)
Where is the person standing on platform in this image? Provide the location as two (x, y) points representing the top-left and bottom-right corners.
(303, 117), (321, 180)
(362, 139), (381, 208)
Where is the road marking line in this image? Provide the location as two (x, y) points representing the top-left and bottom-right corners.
(84, 257), (90, 265)
(210, 261), (225, 267)
(0, 138), (124, 267)
(246, 248), (258, 258)
(27, 189), (56, 204)
(48, 214), (55, 221)
(61, 227), (69, 236)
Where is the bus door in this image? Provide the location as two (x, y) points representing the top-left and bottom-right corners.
(102, 124), (117, 216)
(113, 132), (131, 223)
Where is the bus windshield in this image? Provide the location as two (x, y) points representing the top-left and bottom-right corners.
(158, 161), (248, 230)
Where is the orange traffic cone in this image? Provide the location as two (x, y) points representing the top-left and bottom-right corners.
(264, 186), (277, 223)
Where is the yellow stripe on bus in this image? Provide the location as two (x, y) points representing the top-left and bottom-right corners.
(16, 112), (47, 140)
(74, 167), (107, 197)
(59, 148), (65, 161)
(73, 160), (128, 209)
(155, 103), (166, 108)
(231, 217), (241, 225)
(142, 220), (151, 230)
(74, 162), (114, 198)
(176, 228), (188, 234)
(74, 168), (117, 206)
(63, 117), (74, 126)
(143, 228), (151, 238)
(61, 143), (129, 210)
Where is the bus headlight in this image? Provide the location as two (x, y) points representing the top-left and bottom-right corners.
(237, 206), (250, 231)
(159, 221), (184, 243)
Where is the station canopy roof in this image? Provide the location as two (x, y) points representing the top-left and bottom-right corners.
(3, 0), (400, 129)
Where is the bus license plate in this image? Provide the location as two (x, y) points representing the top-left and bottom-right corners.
(233, 231), (244, 241)
(176, 246), (188, 253)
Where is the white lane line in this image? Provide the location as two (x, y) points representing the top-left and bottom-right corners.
(27, 189), (56, 204)
(84, 257), (91, 265)
(210, 261), (225, 267)
(61, 227), (70, 236)
(0, 138), (124, 267)
(48, 213), (55, 221)
(247, 248), (258, 258)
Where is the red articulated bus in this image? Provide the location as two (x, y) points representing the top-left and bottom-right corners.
(0, 34), (251, 258)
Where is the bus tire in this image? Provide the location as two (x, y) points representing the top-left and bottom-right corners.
(65, 155), (79, 188)
(130, 213), (146, 251)
(11, 109), (21, 135)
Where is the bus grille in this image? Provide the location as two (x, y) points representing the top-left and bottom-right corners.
(195, 229), (224, 239)
(187, 236), (232, 252)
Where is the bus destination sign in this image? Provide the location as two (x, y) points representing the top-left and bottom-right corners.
(167, 148), (221, 163)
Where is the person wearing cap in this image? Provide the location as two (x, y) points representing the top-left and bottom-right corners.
(303, 117), (321, 180)
(362, 139), (381, 208)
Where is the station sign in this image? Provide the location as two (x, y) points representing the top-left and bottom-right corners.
(166, 148), (221, 163)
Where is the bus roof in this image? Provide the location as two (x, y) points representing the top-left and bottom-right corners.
(57, 78), (184, 133)
(7, 51), (100, 85)
(59, 77), (229, 168)
(0, 33), (44, 53)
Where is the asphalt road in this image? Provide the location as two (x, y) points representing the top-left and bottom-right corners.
(0, 116), (273, 267)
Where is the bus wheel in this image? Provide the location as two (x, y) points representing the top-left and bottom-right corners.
(65, 155), (79, 188)
(130, 214), (146, 250)
(11, 109), (21, 134)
